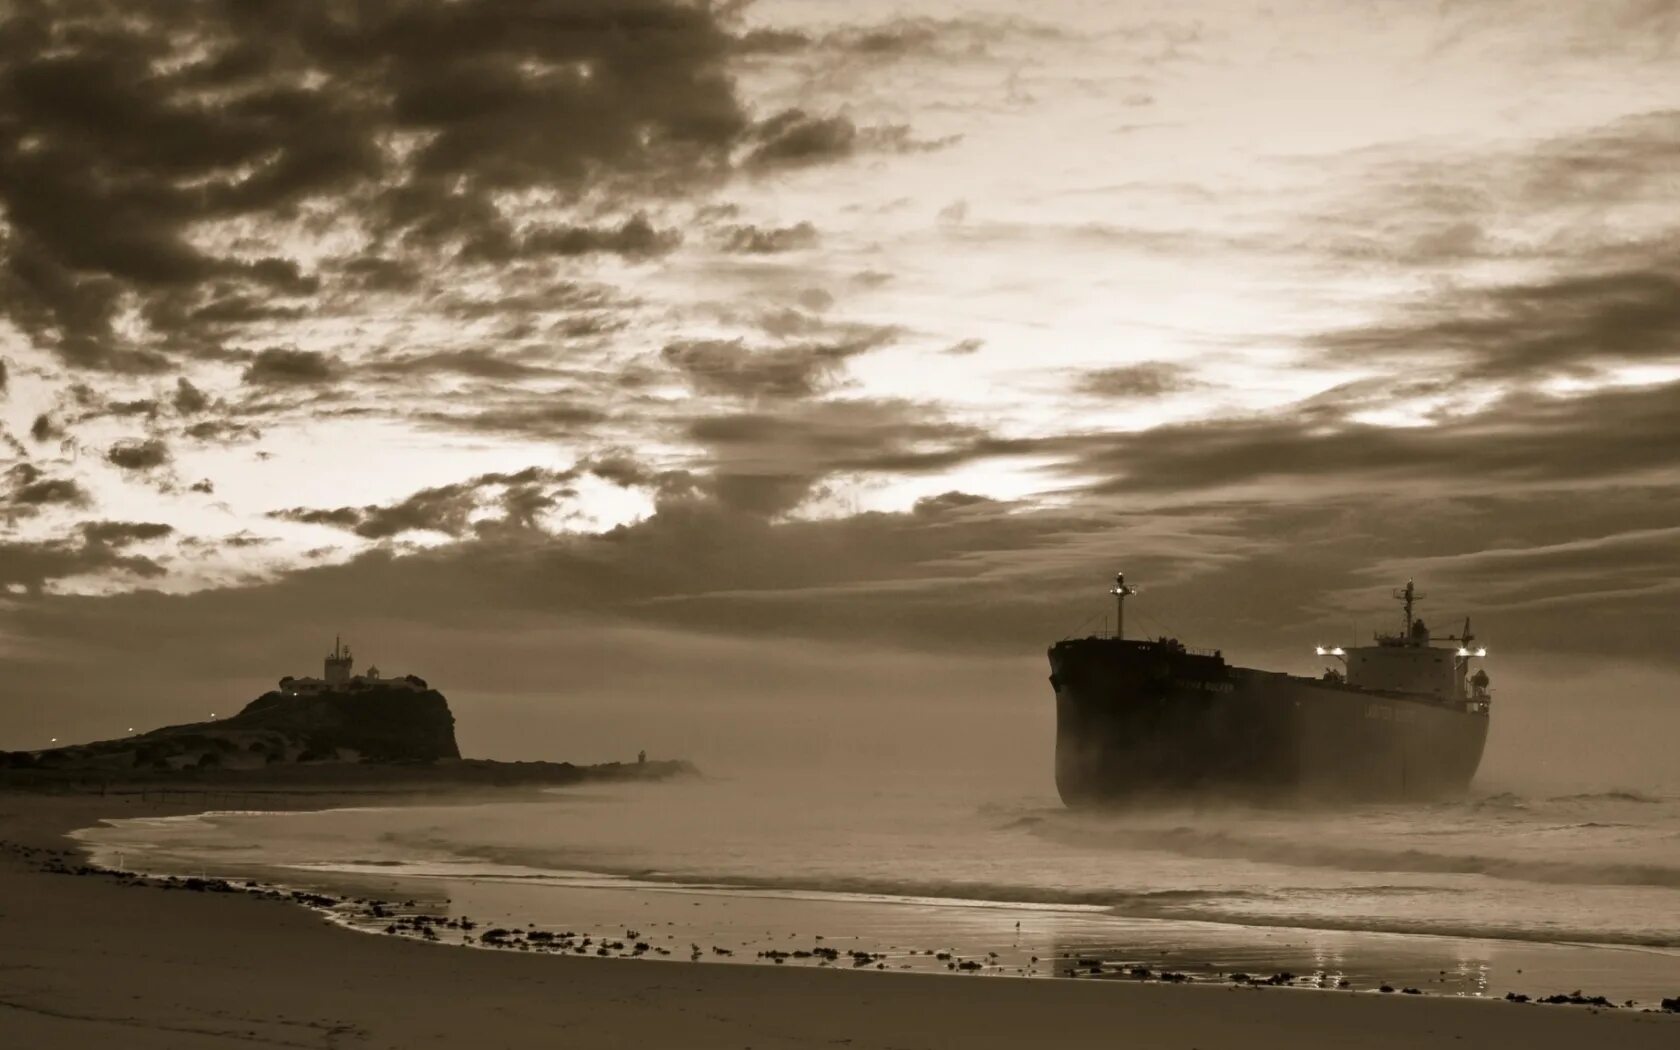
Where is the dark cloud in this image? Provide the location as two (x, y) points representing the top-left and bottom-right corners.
(332, 254), (425, 294)
(461, 213), (681, 263)
(80, 520), (173, 547)
(1296, 111), (1680, 272)
(351, 484), (484, 541)
(172, 377), (208, 414)
(523, 214), (681, 258)
(745, 110), (859, 168)
(29, 413), (61, 442)
(751, 306), (863, 340)
(1, 505), (175, 591)
(577, 450), (697, 499)
(242, 348), (336, 386)
(3, 464), (90, 517)
(661, 335), (885, 400)
(717, 221), (820, 254)
(1076, 362), (1200, 399)
(419, 400), (610, 440)
(832, 22), (951, 56)
(797, 288), (835, 311)
(105, 398), (160, 419)
(364, 349), (570, 382)
(268, 467), (575, 540)
(105, 438), (171, 471)
(269, 506), (364, 530)
(733, 27), (812, 54)
(434, 280), (617, 322)
(680, 399), (1016, 515)
(14, 478), (86, 506)
(733, 15), (1068, 61)
(0, 537), (166, 594)
(684, 404), (987, 472)
(0, 356), (7, 395)
(0, 3), (372, 367)
(700, 471), (822, 517)
(910, 490), (996, 516)
(743, 110), (954, 170)
(0, 0), (762, 369)
(1314, 264), (1680, 379)
(183, 419), (260, 443)
(1071, 379), (1680, 494)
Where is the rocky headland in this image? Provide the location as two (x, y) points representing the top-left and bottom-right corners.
(0, 683), (693, 789)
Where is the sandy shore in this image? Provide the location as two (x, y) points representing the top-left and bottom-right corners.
(3, 790), (1676, 1049)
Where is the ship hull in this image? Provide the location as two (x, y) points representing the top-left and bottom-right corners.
(1050, 639), (1489, 806)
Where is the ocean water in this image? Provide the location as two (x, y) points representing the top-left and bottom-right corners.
(76, 775), (1680, 1004)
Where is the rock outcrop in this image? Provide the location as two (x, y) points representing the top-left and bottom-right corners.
(231, 685), (459, 762)
(4, 684), (460, 773)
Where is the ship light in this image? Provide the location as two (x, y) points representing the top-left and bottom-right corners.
(1456, 648), (1469, 657)
(1331, 647), (1344, 656)
(1315, 646), (1326, 655)
(1475, 647), (1487, 657)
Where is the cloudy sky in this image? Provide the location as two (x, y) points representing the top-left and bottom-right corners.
(2, 1), (1677, 782)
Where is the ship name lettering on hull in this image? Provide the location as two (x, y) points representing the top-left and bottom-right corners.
(1175, 679), (1233, 693)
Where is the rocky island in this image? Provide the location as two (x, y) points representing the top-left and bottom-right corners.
(0, 639), (693, 790)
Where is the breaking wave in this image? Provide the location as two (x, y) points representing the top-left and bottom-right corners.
(1550, 790), (1664, 804)
(328, 833), (1680, 949)
(1021, 819), (1680, 888)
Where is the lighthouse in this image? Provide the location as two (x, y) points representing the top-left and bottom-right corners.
(324, 636), (354, 686)
(277, 639), (426, 695)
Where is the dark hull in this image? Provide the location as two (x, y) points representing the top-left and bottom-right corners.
(1050, 638), (1489, 806)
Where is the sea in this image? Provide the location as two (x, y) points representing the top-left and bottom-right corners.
(73, 772), (1680, 1006)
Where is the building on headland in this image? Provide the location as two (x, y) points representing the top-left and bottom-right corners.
(277, 637), (429, 696)
(323, 635), (354, 687)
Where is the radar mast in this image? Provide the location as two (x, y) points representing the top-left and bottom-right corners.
(1110, 572), (1137, 640)
(1390, 579), (1427, 645)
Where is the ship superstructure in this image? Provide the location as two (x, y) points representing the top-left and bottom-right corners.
(1049, 576), (1492, 805)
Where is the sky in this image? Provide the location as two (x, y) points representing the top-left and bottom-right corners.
(1, 0), (1677, 784)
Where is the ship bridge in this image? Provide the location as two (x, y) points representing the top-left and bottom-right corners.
(1320, 581), (1488, 702)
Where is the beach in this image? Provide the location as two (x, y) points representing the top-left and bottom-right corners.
(3, 789), (1677, 1049)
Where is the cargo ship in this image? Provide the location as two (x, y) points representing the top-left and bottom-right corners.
(1049, 576), (1491, 805)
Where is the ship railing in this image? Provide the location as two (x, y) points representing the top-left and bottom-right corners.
(1063, 636), (1221, 658)
(1142, 639), (1222, 658)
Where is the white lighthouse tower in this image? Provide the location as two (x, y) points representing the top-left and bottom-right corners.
(324, 636), (354, 687)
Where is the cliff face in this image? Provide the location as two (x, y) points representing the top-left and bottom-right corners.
(231, 686), (460, 762)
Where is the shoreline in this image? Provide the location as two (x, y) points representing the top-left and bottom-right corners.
(4, 788), (1678, 1049)
(74, 789), (1680, 1003)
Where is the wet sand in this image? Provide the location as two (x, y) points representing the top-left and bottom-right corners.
(3, 790), (1677, 1049)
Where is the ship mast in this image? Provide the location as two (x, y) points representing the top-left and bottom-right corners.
(1110, 572), (1137, 640)
(1393, 579), (1425, 643)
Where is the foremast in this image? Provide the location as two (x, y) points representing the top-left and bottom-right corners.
(1109, 572), (1137, 639)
